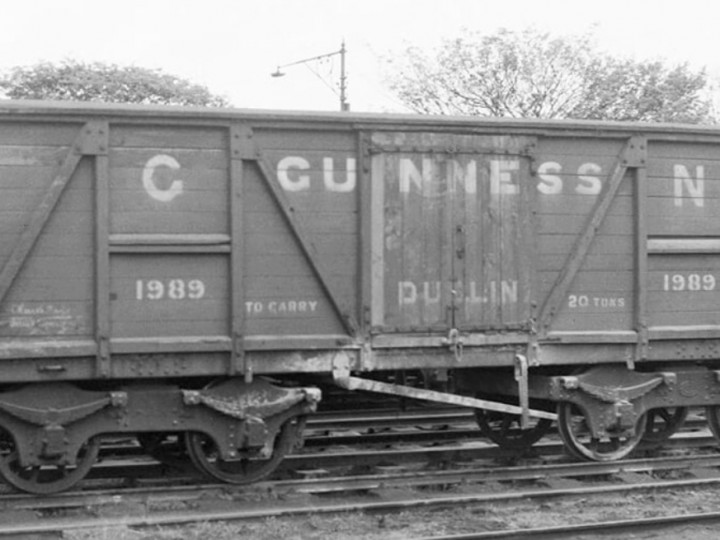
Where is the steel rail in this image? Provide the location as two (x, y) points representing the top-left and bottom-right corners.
(275, 452), (720, 494)
(0, 431), (711, 497)
(6, 449), (719, 510)
(418, 511), (720, 539)
(286, 432), (717, 470)
(4, 475), (720, 536)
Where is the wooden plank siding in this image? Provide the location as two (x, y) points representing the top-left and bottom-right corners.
(369, 132), (534, 332)
(0, 140), (95, 339)
(4, 101), (720, 375)
(242, 157), (349, 337)
(643, 141), (720, 330)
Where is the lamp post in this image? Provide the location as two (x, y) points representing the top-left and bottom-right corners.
(271, 41), (349, 111)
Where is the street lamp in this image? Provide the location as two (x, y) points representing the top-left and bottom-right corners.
(271, 41), (349, 111)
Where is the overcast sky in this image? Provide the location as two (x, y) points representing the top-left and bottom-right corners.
(0, 0), (718, 112)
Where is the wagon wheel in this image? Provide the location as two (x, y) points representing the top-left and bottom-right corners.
(0, 426), (100, 494)
(557, 402), (647, 461)
(705, 406), (720, 441)
(642, 407), (688, 445)
(475, 408), (553, 450)
(184, 416), (304, 484)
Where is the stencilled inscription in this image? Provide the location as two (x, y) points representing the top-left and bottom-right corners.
(662, 273), (716, 292)
(245, 300), (318, 316)
(272, 154), (711, 211)
(2, 303), (86, 335)
(398, 280), (518, 307)
(138, 151), (710, 210)
(142, 154), (183, 202)
(568, 295), (626, 309)
(673, 165), (704, 207)
(276, 156), (356, 192)
(135, 279), (206, 300)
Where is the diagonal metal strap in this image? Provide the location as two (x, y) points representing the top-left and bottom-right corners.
(0, 121), (108, 306)
(537, 137), (646, 336)
(334, 371), (557, 421)
(232, 124), (359, 336)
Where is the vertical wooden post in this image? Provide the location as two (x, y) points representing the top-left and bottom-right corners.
(369, 152), (386, 329)
(358, 132), (372, 334)
(634, 138), (649, 366)
(229, 125), (247, 377)
(92, 122), (111, 377)
(95, 154), (111, 376)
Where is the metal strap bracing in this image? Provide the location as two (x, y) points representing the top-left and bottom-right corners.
(633, 159), (649, 366)
(93, 122), (111, 377)
(229, 125), (247, 376)
(0, 121), (108, 308)
(537, 136), (647, 337)
(231, 124), (359, 337)
(332, 355), (557, 421)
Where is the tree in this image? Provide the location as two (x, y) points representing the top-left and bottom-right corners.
(384, 28), (713, 123)
(0, 60), (230, 107)
(572, 58), (710, 123)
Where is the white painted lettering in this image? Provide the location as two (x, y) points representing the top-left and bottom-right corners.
(569, 295), (626, 309)
(423, 281), (442, 304)
(399, 281), (417, 305)
(449, 160), (477, 194)
(490, 159), (519, 195)
(674, 164), (704, 207)
(399, 158), (478, 196)
(136, 279), (205, 301)
(142, 154), (183, 202)
(465, 281), (487, 304)
(501, 280), (518, 304)
(398, 280), (518, 307)
(537, 161), (563, 194)
(399, 158), (427, 193)
(323, 157), (357, 192)
(252, 299), (320, 315)
(576, 162), (602, 195)
(277, 156), (311, 191)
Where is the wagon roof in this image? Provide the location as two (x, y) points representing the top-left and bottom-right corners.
(0, 99), (719, 139)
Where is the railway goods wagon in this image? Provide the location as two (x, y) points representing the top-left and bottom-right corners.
(2, 101), (720, 493)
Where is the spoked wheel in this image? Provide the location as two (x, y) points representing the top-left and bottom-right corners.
(184, 416), (304, 484)
(557, 402), (647, 461)
(642, 407), (688, 445)
(705, 405), (720, 440)
(475, 408), (553, 450)
(0, 426), (100, 494)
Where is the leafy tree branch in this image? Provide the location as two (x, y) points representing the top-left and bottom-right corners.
(0, 60), (230, 107)
(384, 28), (713, 123)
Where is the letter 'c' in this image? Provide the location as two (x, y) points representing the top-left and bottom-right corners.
(143, 154), (183, 202)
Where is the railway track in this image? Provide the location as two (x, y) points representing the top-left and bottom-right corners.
(0, 406), (718, 538)
(418, 512), (720, 540)
(3, 437), (720, 537)
(4, 460), (720, 537)
(4, 413), (711, 494)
